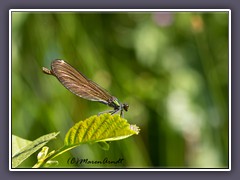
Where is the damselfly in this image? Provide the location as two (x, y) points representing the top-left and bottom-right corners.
(42, 59), (129, 117)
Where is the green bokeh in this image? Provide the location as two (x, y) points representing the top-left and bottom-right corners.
(11, 11), (229, 168)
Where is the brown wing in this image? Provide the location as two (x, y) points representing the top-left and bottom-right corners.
(50, 59), (112, 103)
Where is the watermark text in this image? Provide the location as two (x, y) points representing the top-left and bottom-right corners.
(67, 157), (124, 166)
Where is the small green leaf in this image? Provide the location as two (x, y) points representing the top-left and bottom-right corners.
(33, 146), (57, 168)
(12, 132), (60, 168)
(64, 114), (140, 147)
(98, 141), (110, 151)
(37, 146), (49, 161)
(12, 135), (32, 157)
(45, 160), (59, 167)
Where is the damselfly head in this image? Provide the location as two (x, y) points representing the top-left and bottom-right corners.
(123, 103), (129, 112)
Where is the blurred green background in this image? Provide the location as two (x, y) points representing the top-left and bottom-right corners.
(11, 11), (229, 168)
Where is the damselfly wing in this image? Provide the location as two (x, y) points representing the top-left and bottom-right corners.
(42, 59), (129, 116)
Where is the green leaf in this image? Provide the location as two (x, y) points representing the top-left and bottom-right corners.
(64, 114), (140, 148)
(12, 132), (60, 168)
(12, 135), (32, 157)
(97, 141), (110, 151)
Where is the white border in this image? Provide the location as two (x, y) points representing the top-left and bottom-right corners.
(228, 9), (231, 171)
(9, 9), (231, 171)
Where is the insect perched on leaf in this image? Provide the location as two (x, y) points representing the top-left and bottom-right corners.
(42, 59), (129, 117)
